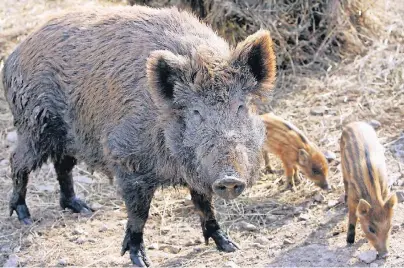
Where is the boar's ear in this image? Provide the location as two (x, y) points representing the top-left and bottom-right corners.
(146, 50), (187, 105)
(384, 193), (398, 210)
(298, 149), (310, 166)
(231, 29), (276, 92)
(357, 199), (371, 218)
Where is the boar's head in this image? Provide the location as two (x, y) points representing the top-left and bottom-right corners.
(146, 30), (276, 199)
(356, 193), (398, 258)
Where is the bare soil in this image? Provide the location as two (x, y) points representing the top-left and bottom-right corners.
(0, 0), (403, 267)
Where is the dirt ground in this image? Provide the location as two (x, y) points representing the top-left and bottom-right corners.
(0, 0), (404, 267)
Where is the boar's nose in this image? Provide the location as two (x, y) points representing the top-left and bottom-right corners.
(321, 182), (331, 191)
(212, 176), (246, 200)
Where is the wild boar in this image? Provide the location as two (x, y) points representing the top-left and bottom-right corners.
(2, 5), (276, 267)
(340, 121), (397, 258)
(260, 113), (331, 190)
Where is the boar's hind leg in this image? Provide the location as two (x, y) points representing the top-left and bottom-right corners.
(190, 189), (239, 252)
(118, 171), (157, 267)
(9, 136), (44, 225)
(53, 155), (93, 214)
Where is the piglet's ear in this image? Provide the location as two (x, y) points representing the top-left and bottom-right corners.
(298, 149), (310, 166)
(357, 199), (371, 218)
(231, 29), (276, 91)
(146, 50), (187, 106)
(384, 193), (398, 210)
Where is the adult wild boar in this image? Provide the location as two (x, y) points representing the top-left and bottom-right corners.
(2, 5), (276, 266)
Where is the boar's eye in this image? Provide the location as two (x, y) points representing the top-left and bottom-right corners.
(312, 166), (322, 175)
(237, 105), (246, 115)
(369, 226), (376, 234)
(192, 109), (203, 121)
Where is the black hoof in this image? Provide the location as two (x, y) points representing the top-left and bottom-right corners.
(207, 229), (239, 252)
(10, 203), (32, 225)
(121, 232), (151, 267)
(346, 235), (355, 244)
(284, 183), (295, 192)
(60, 197), (93, 214)
(263, 167), (274, 174)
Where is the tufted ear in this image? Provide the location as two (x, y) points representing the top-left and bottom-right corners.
(231, 29), (276, 92)
(146, 50), (187, 106)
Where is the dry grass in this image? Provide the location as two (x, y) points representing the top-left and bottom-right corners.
(0, 0), (404, 267)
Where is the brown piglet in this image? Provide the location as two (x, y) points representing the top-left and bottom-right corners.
(260, 113), (332, 190)
(340, 121), (397, 258)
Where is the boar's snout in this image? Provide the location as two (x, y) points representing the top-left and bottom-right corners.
(320, 182), (331, 191)
(212, 176), (246, 200)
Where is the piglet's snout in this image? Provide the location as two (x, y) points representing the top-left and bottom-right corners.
(213, 176), (246, 200)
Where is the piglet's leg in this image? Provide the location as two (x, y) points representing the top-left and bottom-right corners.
(346, 196), (357, 244)
(282, 161), (296, 190)
(190, 189), (239, 252)
(118, 170), (157, 267)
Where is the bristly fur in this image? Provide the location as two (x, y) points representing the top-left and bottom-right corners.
(2, 5), (277, 265)
(260, 113), (329, 190)
(340, 121), (397, 256)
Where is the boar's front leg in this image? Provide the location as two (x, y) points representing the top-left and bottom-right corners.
(190, 189), (239, 252)
(117, 170), (157, 267)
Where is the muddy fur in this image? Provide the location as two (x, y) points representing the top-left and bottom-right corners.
(2, 5), (277, 266)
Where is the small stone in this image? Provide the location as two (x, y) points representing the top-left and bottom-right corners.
(327, 200), (339, 208)
(255, 237), (270, 244)
(6, 131), (18, 143)
(338, 194), (346, 204)
(91, 202), (103, 210)
(4, 254), (19, 267)
(13, 246), (21, 253)
(194, 237), (203, 244)
(72, 228), (85, 235)
(395, 179), (404, 187)
(148, 243), (159, 250)
(99, 224), (108, 232)
(0, 159), (9, 166)
(328, 109), (338, 116)
(58, 258), (68, 266)
(223, 261), (239, 268)
(76, 237), (86, 244)
(323, 151), (336, 161)
(313, 193), (325, 202)
(358, 250), (377, 264)
(298, 214), (310, 221)
(283, 239), (294, 245)
(391, 224), (400, 234)
(368, 120), (381, 130)
(75, 175), (93, 184)
(252, 243), (266, 249)
(24, 234), (34, 245)
(396, 191), (404, 203)
(184, 194), (192, 205)
(237, 221), (258, 232)
(184, 240), (194, 247)
(160, 228), (170, 235)
(310, 106), (327, 116)
(88, 238), (96, 243)
(160, 245), (181, 254)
